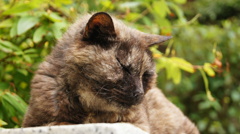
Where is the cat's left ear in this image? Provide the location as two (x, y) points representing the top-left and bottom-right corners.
(144, 34), (172, 47)
(83, 12), (116, 41)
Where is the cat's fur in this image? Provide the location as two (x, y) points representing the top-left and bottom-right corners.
(22, 12), (199, 134)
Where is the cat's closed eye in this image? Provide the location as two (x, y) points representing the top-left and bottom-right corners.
(116, 58), (131, 75)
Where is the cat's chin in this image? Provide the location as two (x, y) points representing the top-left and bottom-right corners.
(112, 95), (144, 108)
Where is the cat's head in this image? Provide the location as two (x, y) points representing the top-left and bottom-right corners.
(65, 12), (171, 109)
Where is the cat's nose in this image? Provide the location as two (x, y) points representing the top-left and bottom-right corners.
(133, 88), (144, 97)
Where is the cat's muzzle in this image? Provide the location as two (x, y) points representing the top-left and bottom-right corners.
(94, 81), (145, 107)
(106, 87), (144, 107)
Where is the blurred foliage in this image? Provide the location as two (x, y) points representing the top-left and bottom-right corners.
(0, 0), (239, 133)
(183, 0), (240, 24)
(0, 0), (71, 127)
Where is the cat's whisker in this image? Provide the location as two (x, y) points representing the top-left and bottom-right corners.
(111, 88), (126, 95)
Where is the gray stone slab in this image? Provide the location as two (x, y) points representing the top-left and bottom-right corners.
(0, 123), (149, 134)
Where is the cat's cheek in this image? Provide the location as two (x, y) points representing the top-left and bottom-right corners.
(77, 89), (121, 112)
(142, 72), (157, 92)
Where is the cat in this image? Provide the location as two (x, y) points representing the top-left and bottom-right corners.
(22, 12), (199, 134)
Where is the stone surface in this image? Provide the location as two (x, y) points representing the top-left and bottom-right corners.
(0, 123), (149, 134)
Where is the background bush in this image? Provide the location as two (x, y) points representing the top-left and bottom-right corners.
(0, 0), (239, 133)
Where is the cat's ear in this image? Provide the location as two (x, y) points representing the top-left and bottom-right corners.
(144, 34), (172, 47)
(83, 12), (116, 41)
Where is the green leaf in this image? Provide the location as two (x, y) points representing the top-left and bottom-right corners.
(1, 92), (27, 115)
(1, 100), (15, 118)
(203, 63), (215, 77)
(166, 62), (181, 84)
(2, 4), (34, 15)
(0, 19), (13, 28)
(156, 57), (167, 71)
(29, 0), (48, 7)
(165, 61), (172, 79)
(5, 64), (14, 72)
(33, 26), (48, 43)
(23, 55), (32, 63)
(174, 0), (186, 4)
(153, 0), (170, 18)
(172, 65), (181, 84)
(0, 40), (20, 51)
(0, 40), (21, 54)
(54, 21), (68, 32)
(17, 16), (39, 35)
(10, 21), (18, 38)
(53, 0), (73, 7)
(20, 82), (28, 89)
(0, 119), (7, 127)
(24, 48), (37, 54)
(44, 12), (63, 22)
(119, 1), (142, 9)
(0, 44), (12, 53)
(100, 0), (114, 10)
(51, 23), (62, 39)
(170, 57), (194, 73)
(17, 69), (28, 76)
(125, 13), (141, 22)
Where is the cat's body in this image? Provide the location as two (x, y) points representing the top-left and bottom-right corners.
(22, 12), (199, 134)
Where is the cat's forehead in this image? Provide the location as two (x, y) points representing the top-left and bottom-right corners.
(116, 38), (142, 54)
(115, 39), (153, 67)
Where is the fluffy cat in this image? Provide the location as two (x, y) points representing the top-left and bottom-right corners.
(22, 12), (199, 134)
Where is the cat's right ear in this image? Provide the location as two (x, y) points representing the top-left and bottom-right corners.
(82, 12), (116, 41)
(144, 34), (172, 47)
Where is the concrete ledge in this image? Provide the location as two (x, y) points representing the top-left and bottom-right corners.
(0, 123), (149, 134)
